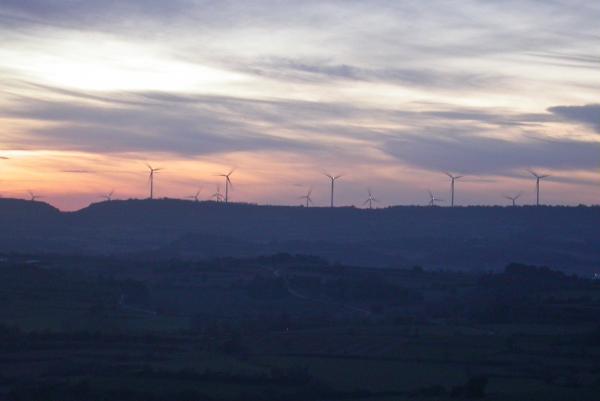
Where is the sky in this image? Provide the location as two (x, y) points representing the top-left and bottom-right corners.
(0, 0), (599, 210)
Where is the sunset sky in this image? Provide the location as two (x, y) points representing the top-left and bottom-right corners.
(1, 0), (599, 210)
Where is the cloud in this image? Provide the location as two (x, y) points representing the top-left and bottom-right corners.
(231, 57), (508, 91)
(0, 92), (321, 156)
(527, 51), (600, 71)
(4, 1), (598, 62)
(548, 104), (600, 133)
(4, 83), (594, 179)
(383, 129), (599, 174)
(0, 1), (192, 29)
(61, 169), (94, 174)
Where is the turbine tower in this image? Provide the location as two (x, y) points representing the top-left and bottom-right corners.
(363, 189), (379, 209)
(186, 187), (202, 202)
(101, 190), (115, 201)
(217, 169), (235, 203)
(325, 173), (342, 208)
(299, 188), (313, 207)
(146, 164), (162, 199)
(528, 170), (549, 206)
(445, 172), (463, 207)
(428, 190), (443, 207)
(504, 192), (522, 207)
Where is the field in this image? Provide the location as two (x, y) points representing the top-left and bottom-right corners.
(0, 254), (599, 400)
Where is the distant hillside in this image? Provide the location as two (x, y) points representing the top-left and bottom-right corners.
(69, 199), (599, 240)
(0, 198), (60, 222)
(1, 198), (599, 272)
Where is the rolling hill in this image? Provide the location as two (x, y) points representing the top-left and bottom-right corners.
(1, 198), (599, 273)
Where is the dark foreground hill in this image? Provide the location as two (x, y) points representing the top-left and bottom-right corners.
(1, 198), (599, 273)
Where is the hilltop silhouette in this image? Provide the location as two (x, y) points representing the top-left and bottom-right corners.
(0, 198), (60, 221)
(1, 198), (599, 272)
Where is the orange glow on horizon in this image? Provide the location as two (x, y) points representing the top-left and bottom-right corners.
(0, 148), (598, 211)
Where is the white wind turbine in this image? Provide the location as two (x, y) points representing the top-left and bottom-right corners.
(216, 169), (235, 203)
(324, 173), (343, 208)
(445, 172), (463, 207)
(504, 192), (522, 207)
(363, 189), (379, 209)
(186, 187), (202, 202)
(100, 190), (115, 201)
(211, 185), (224, 202)
(28, 190), (43, 202)
(528, 170), (550, 206)
(298, 188), (313, 207)
(428, 190), (443, 206)
(146, 164), (163, 199)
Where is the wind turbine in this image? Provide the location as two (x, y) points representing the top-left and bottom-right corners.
(445, 172), (463, 207)
(211, 185), (224, 202)
(428, 190), (443, 207)
(100, 190), (115, 201)
(186, 187), (202, 202)
(504, 192), (522, 207)
(146, 164), (162, 199)
(363, 189), (379, 209)
(324, 173), (342, 208)
(298, 188), (313, 207)
(528, 170), (549, 206)
(216, 169), (235, 203)
(28, 190), (42, 202)
(298, 188), (312, 207)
